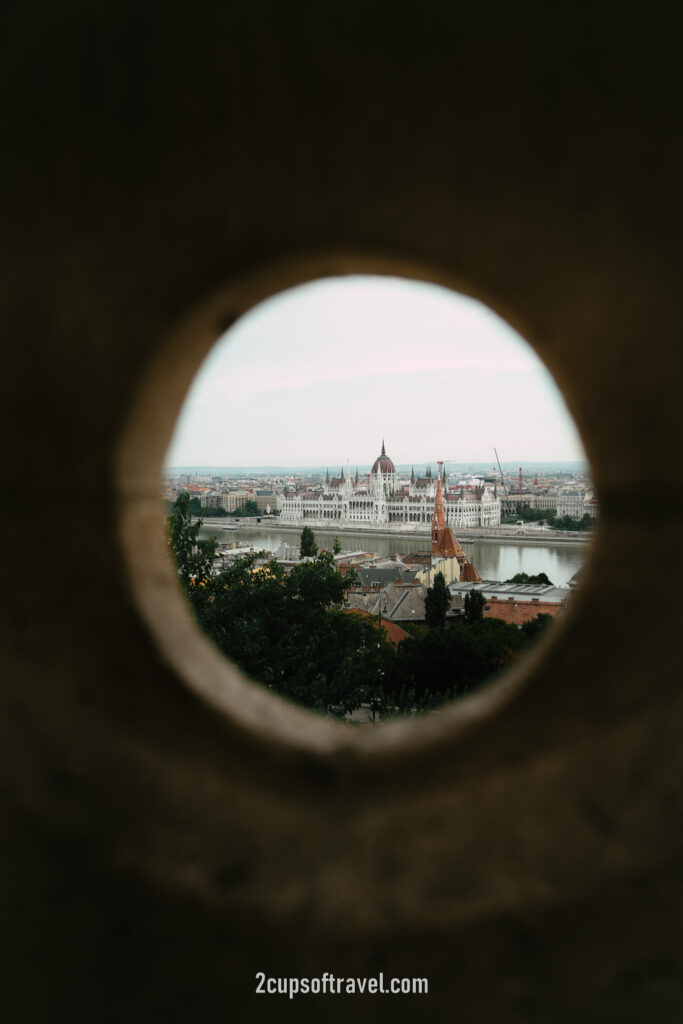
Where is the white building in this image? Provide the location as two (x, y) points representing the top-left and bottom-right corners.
(279, 442), (501, 527)
(556, 489), (586, 519)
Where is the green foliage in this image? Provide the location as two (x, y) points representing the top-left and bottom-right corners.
(176, 546), (376, 716)
(504, 571), (554, 586)
(511, 504), (593, 532)
(299, 525), (318, 558)
(521, 613), (555, 641)
(511, 503), (554, 524)
(463, 589), (485, 623)
(552, 512), (592, 532)
(167, 492), (217, 591)
(171, 492), (263, 518)
(167, 507), (554, 720)
(425, 571), (451, 629)
(206, 500), (261, 518)
(332, 536), (342, 556)
(384, 618), (530, 705)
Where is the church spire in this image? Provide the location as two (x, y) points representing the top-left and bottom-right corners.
(431, 474), (447, 543)
(325, 467), (330, 485)
(410, 466), (415, 485)
(381, 438), (386, 457)
(431, 462), (482, 581)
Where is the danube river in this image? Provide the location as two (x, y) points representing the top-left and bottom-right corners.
(199, 524), (590, 588)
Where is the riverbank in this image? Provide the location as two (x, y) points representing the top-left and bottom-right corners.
(198, 517), (593, 546)
(197, 522), (589, 587)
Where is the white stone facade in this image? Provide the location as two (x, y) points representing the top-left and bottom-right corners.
(278, 444), (501, 527)
(556, 490), (586, 519)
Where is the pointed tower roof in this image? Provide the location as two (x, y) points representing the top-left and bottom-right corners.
(410, 466), (415, 484)
(340, 467), (344, 481)
(431, 473), (482, 581)
(442, 465), (447, 486)
(325, 467), (330, 484)
(432, 475), (447, 539)
(354, 468), (359, 486)
(372, 441), (395, 476)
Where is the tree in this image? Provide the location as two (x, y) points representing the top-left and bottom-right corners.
(386, 615), (531, 706)
(504, 572), (554, 586)
(332, 536), (342, 556)
(551, 512), (592, 532)
(299, 525), (318, 558)
(425, 571), (451, 629)
(167, 492), (217, 591)
(463, 589), (485, 624)
(521, 613), (554, 641)
(194, 549), (375, 716)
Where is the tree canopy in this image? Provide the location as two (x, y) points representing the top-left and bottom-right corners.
(168, 492), (217, 589)
(504, 572), (554, 586)
(521, 612), (555, 641)
(384, 617), (530, 709)
(167, 504), (553, 719)
(463, 589), (486, 623)
(511, 503), (593, 532)
(299, 525), (318, 558)
(425, 571), (451, 629)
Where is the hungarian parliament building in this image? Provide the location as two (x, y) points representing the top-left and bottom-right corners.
(278, 442), (501, 527)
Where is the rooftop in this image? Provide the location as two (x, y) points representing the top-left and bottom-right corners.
(449, 580), (571, 603)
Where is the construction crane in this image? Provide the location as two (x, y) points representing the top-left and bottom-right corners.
(494, 448), (508, 499)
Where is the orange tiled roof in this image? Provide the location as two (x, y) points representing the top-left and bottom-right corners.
(341, 609), (409, 646)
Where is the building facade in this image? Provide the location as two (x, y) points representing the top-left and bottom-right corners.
(278, 442), (501, 527)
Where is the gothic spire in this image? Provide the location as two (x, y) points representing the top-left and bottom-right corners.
(431, 474), (446, 541)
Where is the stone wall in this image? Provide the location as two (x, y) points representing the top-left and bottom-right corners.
(2, 5), (683, 1022)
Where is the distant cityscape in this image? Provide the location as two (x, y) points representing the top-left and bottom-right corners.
(164, 440), (598, 526)
(164, 440), (593, 722)
(166, 444), (592, 721)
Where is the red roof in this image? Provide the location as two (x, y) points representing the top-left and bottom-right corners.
(371, 441), (396, 475)
(342, 609), (409, 646)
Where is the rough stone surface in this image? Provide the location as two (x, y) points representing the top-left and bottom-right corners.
(2, 5), (683, 1021)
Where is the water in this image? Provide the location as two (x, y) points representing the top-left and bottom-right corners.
(198, 525), (589, 588)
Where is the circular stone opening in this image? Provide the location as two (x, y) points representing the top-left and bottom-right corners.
(117, 257), (595, 755)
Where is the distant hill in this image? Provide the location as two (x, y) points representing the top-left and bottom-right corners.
(166, 461), (589, 477)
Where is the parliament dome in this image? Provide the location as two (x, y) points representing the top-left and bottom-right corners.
(372, 441), (396, 475)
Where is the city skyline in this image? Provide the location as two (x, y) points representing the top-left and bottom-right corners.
(166, 276), (587, 467)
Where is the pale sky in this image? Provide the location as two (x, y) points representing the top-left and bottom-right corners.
(166, 276), (585, 468)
